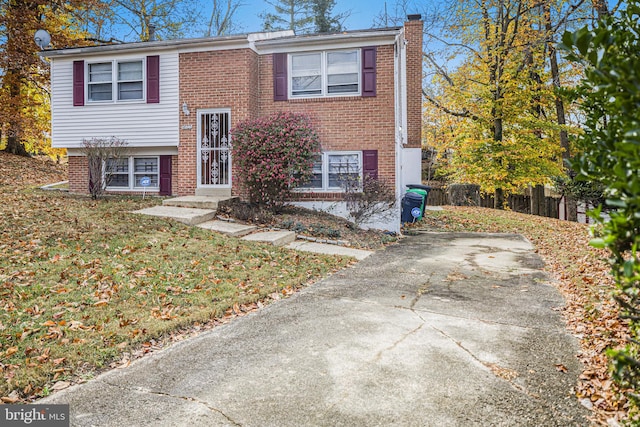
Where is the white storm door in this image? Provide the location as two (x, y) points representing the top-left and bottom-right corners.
(197, 109), (231, 188)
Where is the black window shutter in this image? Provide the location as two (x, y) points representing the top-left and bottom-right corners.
(361, 47), (377, 97)
(273, 53), (288, 101)
(159, 155), (172, 195)
(147, 55), (160, 104)
(362, 150), (378, 180)
(73, 60), (84, 106)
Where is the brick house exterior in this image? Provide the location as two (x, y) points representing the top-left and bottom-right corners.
(44, 17), (423, 230)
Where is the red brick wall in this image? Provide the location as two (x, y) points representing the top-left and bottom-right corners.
(178, 49), (259, 196)
(258, 45), (397, 183)
(170, 154), (178, 196)
(179, 46), (399, 198)
(68, 156), (89, 194)
(405, 18), (423, 149)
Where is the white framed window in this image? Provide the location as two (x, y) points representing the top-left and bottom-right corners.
(328, 152), (360, 188)
(297, 151), (362, 191)
(290, 49), (360, 98)
(106, 158), (129, 187)
(117, 61), (143, 100)
(291, 53), (322, 96)
(88, 62), (113, 101)
(106, 156), (159, 190)
(87, 59), (144, 103)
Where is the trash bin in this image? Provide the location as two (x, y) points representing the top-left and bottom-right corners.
(406, 184), (432, 192)
(401, 192), (425, 223)
(405, 184), (431, 219)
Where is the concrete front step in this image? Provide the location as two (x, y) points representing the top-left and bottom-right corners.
(163, 196), (234, 210)
(286, 241), (374, 260)
(133, 206), (217, 226)
(197, 220), (257, 237)
(241, 230), (297, 246)
(195, 188), (232, 197)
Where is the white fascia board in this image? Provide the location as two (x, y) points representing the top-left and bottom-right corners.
(253, 30), (401, 54)
(41, 29), (401, 59)
(40, 35), (251, 59)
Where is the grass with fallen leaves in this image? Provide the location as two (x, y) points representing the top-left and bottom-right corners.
(0, 153), (352, 402)
(417, 207), (630, 425)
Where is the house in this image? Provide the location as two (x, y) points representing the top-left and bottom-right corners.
(43, 15), (423, 232)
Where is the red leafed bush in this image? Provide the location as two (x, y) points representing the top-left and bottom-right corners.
(231, 112), (320, 212)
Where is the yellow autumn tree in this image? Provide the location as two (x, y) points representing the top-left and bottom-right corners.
(423, 0), (585, 203)
(0, 0), (104, 157)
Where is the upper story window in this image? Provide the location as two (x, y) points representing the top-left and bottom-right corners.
(118, 61), (144, 100)
(87, 59), (144, 102)
(88, 63), (113, 101)
(290, 49), (360, 98)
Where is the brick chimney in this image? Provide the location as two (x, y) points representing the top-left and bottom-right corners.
(404, 14), (423, 149)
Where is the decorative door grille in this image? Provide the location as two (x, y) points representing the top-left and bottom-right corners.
(199, 111), (230, 186)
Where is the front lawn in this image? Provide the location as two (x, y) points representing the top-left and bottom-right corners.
(0, 154), (351, 402)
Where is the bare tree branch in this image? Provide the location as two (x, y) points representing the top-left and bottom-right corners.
(422, 89), (480, 122)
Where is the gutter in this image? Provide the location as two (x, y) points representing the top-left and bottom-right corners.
(40, 27), (402, 59)
(39, 34), (251, 58)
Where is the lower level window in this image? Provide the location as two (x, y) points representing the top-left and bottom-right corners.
(106, 156), (159, 190)
(298, 151), (362, 191)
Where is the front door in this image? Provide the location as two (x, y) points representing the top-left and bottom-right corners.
(197, 110), (231, 188)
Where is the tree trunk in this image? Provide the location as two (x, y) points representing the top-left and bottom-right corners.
(2, 75), (28, 157)
(544, 2), (570, 160)
(4, 136), (29, 156)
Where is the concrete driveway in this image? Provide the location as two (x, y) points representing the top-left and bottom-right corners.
(42, 232), (588, 426)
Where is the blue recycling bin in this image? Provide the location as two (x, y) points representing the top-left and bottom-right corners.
(401, 192), (425, 223)
(405, 184), (431, 220)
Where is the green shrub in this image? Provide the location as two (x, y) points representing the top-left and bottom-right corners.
(562, 2), (640, 406)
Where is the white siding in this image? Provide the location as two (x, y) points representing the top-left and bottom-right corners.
(51, 51), (179, 148)
(400, 147), (422, 189)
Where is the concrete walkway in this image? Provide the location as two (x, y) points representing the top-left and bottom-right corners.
(133, 204), (374, 259)
(41, 232), (588, 426)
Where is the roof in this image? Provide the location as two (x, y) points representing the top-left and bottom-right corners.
(39, 26), (403, 58)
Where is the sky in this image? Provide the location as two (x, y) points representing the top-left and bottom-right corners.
(213, 0), (414, 34)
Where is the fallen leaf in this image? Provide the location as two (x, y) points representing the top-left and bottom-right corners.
(1, 391), (20, 404)
(51, 381), (70, 391)
(555, 363), (568, 373)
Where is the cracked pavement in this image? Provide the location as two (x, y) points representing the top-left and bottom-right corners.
(41, 232), (588, 426)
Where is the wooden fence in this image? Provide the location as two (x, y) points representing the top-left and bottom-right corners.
(425, 188), (562, 220)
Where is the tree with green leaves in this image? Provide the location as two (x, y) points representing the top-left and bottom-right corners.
(261, 0), (313, 33)
(261, 0), (347, 34)
(561, 1), (640, 408)
(310, 0), (347, 33)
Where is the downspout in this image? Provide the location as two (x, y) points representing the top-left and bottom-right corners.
(394, 28), (408, 230)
